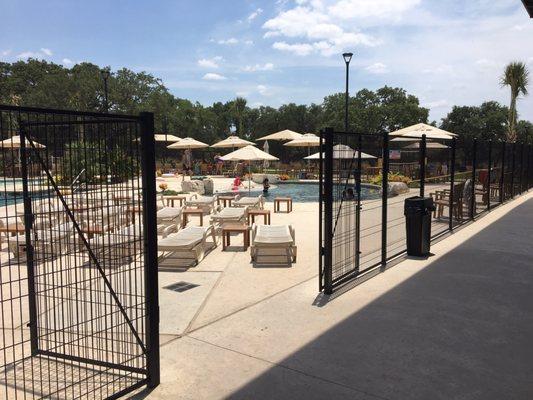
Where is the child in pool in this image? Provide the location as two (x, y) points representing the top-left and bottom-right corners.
(263, 177), (270, 194)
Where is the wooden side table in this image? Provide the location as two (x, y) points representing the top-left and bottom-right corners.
(217, 195), (235, 207)
(274, 197), (293, 213)
(247, 209), (271, 225)
(221, 223), (249, 251)
(164, 195), (187, 207)
(182, 208), (204, 228)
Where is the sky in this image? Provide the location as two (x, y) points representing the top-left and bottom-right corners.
(1, 0), (533, 123)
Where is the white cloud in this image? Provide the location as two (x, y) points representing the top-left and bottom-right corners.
(243, 63), (275, 72)
(424, 99), (449, 109)
(257, 85), (269, 95)
(202, 73), (227, 81)
(1, 50), (11, 57)
(272, 42), (315, 56)
(365, 62), (388, 74)
(218, 38), (239, 45)
(244, 40), (254, 45)
(198, 56), (223, 69)
(62, 58), (74, 65)
(263, 3), (381, 57)
(16, 48), (54, 59)
(248, 8), (263, 21)
(328, 0), (421, 20)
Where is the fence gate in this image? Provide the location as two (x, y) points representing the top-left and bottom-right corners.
(0, 105), (159, 399)
(320, 128), (369, 294)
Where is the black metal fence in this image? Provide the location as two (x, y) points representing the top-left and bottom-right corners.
(320, 128), (533, 294)
(0, 105), (159, 399)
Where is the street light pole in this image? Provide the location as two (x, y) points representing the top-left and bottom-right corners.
(342, 52), (353, 132)
(100, 68), (111, 112)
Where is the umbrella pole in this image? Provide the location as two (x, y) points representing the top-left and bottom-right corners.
(248, 162), (251, 195)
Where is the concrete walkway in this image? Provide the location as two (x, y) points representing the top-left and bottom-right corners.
(138, 191), (533, 400)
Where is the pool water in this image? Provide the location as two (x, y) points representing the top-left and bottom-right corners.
(262, 183), (381, 203)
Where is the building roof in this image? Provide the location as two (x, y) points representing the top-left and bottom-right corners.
(522, 0), (533, 17)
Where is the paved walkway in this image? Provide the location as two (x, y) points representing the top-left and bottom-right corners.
(138, 191), (533, 400)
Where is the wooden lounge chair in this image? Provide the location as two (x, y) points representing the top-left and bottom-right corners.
(158, 225), (217, 266)
(250, 224), (297, 265)
(234, 194), (264, 209)
(430, 181), (465, 221)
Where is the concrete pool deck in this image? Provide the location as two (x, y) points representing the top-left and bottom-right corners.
(138, 190), (533, 400)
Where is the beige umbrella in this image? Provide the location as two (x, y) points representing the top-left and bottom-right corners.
(167, 137), (208, 149)
(211, 135), (255, 149)
(221, 145), (279, 193)
(0, 135), (46, 149)
(134, 134), (181, 142)
(256, 129), (303, 141)
(305, 144), (376, 160)
(389, 123), (457, 140)
(404, 142), (449, 150)
(284, 133), (320, 157)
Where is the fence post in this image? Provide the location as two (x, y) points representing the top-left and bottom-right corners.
(19, 124), (39, 356)
(470, 139), (477, 219)
(140, 112), (160, 388)
(419, 134), (426, 197)
(519, 143), (525, 194)
(355, 133), (363, 272)
(510, 142), (516, 198)
(487, 140), (492, 211)
(499, 142), (505, 203)
(449, 137), (456, 231)
(381, 132), (389, 269)
(323, 127), (334, 294)
(318, 130), (324, 291)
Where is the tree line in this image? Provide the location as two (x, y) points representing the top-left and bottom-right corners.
(1, 59), (532, 145)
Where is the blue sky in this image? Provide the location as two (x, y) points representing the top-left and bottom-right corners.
(1, 0), (533, 122)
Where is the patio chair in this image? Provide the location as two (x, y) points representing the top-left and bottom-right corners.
(88, 222), (144, 267)
(158, 225), (217, 266)
(157, 206), (183, 234)
(234, 194), (264, 209)
(430, 181), (465, 221)
(79, 206), (127, 237)
(185, 194), (217, 215)
(250, 224), (297, 265)
(8, 222), (77, 260)
(210, 206), (248, 234)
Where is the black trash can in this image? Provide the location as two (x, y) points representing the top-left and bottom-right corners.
(404, 196), (436, 256)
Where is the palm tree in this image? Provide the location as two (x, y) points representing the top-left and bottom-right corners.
(501, 62), (529, 142)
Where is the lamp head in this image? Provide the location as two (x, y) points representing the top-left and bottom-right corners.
(342, 52), (353, 64)
(100, 68), (111, 80)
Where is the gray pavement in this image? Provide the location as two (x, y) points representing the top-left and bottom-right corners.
(140, 192), (533, 400)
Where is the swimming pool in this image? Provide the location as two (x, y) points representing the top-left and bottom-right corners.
(261, 183), (380, 202)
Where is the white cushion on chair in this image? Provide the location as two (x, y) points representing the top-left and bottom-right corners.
(254, 225), (293, 246)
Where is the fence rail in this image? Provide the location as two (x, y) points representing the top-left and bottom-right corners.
(320, 128), (533, 294)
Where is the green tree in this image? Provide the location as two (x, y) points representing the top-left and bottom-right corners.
(501, 61), (529, 142)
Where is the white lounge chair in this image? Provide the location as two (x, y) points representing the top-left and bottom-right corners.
(88, 223), (143, 267)
(251, 224), (297, 264)
(158, 225), (217, 266)
(8, 222), (77, 260)
(234, 194), (264, 209)
(157, 206), (183, 234)
(210, 206), (248, 234)
(186, 194), (217, 214)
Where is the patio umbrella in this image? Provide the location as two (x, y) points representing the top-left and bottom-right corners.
(211, 135), (254, 149)
(305, 144), (376, 160)
(256, 129), (303, 141)
(389, 123), (458, 140)
(0, 135), (46, 149)
(283, 133), (320, 156)
(220, 145), (279, 193)
(167, 137), (209, 150)
(134, 134), (181, 142)
(403, 142), (449, 150)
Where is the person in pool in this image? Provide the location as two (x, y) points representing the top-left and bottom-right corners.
(232, 176), (243, 192)
(262, 177), (270, 194)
